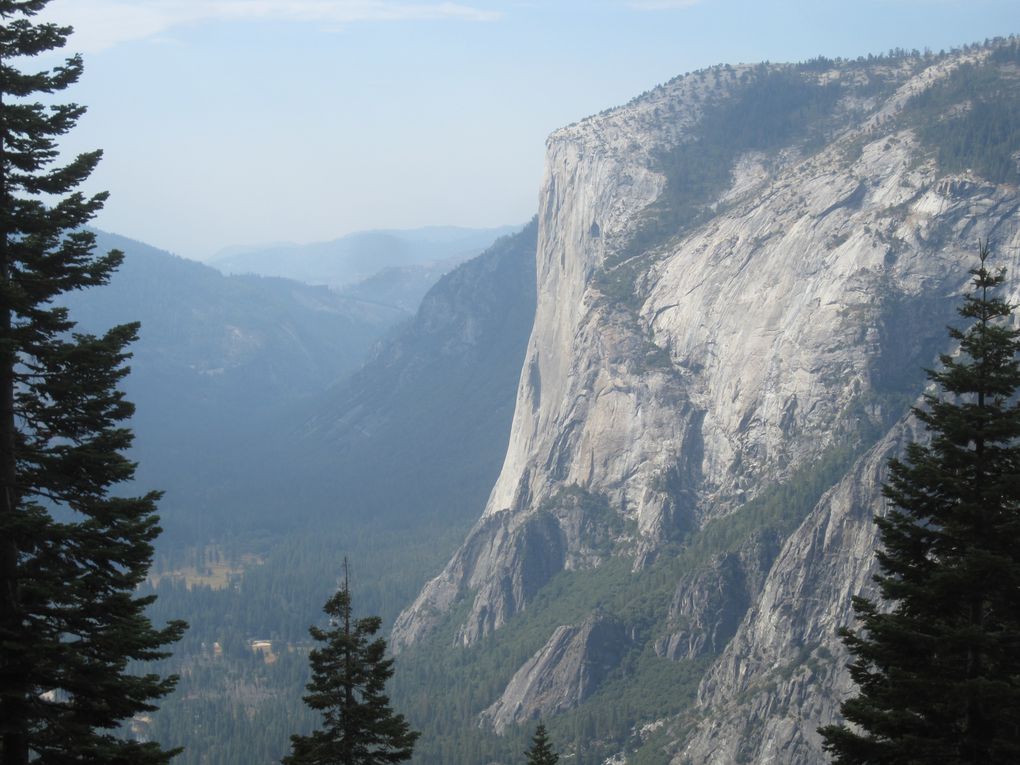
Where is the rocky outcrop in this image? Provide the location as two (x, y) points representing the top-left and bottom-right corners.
(479, 614), (630, 733)
(656, 532), (779, 661)
(677, 416), (923, 764)
(454, 509), (567, 648)
(392, 487), (626, 650)
(395, 51), (1011, 646)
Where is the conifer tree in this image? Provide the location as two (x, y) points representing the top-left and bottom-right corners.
(0, 2), (185, 763)
(284, 564), (418, 765)
(820, 245), (1020, 763)
(525, 723), (559, 765)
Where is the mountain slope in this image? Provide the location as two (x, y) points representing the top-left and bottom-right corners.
(391, 41), (1020, 764)
(61, 230), (405, 543)
(261, 220), (540, 531)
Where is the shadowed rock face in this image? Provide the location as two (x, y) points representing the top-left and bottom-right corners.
(480, 614), (630, 733)
(656, 533), (780, 662)
(393, 44), (1020, 764)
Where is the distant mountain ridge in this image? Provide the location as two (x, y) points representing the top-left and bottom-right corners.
(336, 254), (471, 314)
(209, 224), (522, 290)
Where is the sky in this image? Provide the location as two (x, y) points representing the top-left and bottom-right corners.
(27, 0), (1020, 260)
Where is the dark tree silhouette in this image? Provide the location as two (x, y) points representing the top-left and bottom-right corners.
(284, 564), (418, 765)
(821, 245), (1020, 763)
(0, 2), (184, 763)
(525, 723), (559, 765)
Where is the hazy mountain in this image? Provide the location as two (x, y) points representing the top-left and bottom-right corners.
(336, 254), (469, 314)
(209, 225), (522, 291)
(195, 221), (540, 537)
(61, 230), (406, 542)
(295, 220), (539, 526)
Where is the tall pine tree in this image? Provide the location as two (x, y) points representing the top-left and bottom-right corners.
(525, 723), (559, 765)
(0, 2), (185, 763)
(820, 245), (1020, 763)
(284, 563), (418, 765)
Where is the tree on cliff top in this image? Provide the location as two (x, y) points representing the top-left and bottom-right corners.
(284, 563), (418, 765)
(0, 2), (184, 763)
(820, 244), (1020, 763)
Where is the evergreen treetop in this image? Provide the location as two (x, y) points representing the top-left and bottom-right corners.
(284, 565), (418, 765)
(820, 244), (1020, 763)
(525, 723), (559, 765)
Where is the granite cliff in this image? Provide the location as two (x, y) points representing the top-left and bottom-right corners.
(393, 41), (1020, 764)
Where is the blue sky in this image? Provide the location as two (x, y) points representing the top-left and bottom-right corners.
(34, 0), (1020, 259)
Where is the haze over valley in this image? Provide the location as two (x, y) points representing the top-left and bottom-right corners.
(6, 1), (1020, 764)
(64, 36), (1020, 763)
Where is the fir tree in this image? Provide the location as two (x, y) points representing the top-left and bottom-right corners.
(284, 564), (418, 765)
(0, 2), (185, 763)
(525, 723), (559, 765)
(820, 244), (1020, 763)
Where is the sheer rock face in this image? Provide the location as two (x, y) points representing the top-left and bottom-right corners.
(392, 47), (1020, 764)
(392, 73), (718, 651)
(479, 614), (630, 734)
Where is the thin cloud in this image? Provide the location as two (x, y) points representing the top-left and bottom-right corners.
(40, 0), (501, 52)
(628, 0), (702, 9)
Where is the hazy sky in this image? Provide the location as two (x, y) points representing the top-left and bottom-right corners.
(31, 0), (1020, 259)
